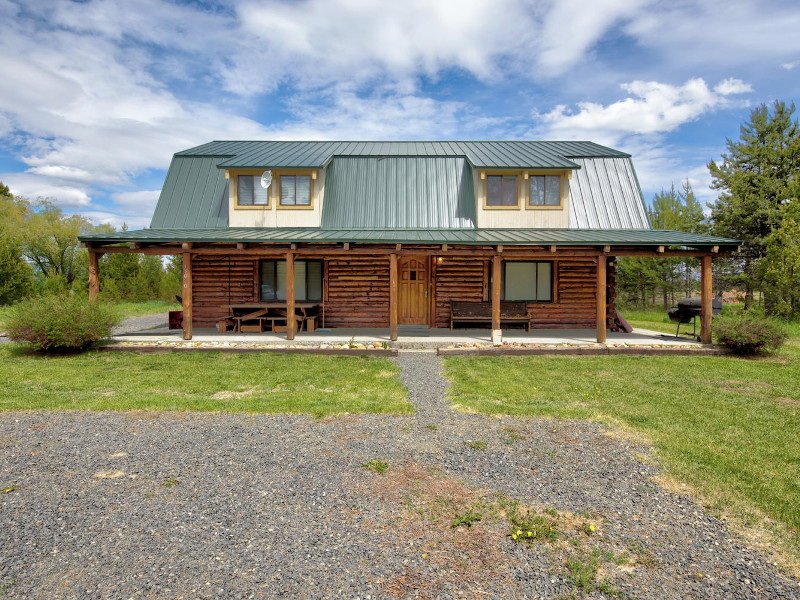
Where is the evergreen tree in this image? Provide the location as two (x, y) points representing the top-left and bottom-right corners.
(709, 101), (800, 309)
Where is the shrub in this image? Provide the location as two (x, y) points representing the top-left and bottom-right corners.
(714, 312), (788, 355)
(6, 294), (120, 352)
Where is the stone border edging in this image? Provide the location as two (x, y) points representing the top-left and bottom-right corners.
(97, 344), (398, 356)
(438, 346), (730, 356)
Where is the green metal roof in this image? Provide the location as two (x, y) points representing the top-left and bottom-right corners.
(176, 140), (629, 169)
(321, 157), (476, 229)
(80, 227), (739, 249)
(150, 156), (228, 228)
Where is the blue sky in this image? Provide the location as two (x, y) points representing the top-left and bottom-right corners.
(1, 0), (799, 229)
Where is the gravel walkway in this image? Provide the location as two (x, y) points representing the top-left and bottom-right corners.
(1, 351), (798, 599)
(112, 312), (170, 335)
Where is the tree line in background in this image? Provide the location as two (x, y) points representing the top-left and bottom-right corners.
(0, 183), (181, 305)
(617, 100), (800, 318)
(1, 101), (799, 318)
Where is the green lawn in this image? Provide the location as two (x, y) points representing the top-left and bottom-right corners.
(0, 347), (411, 416)
(112, 300), (181, 319)
(444, 338), (800, 569)
(1, 300), (180, 330)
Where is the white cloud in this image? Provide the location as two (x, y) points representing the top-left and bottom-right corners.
(537, 0), (650, 74)
(534, 78), (751, 145)
(624, 0), (800, 71)
(226, 0), (540, 94)
(110, 190), (161, 211)
(2, 172), (91, 207)
(713, 78), (753, 95)
(77, 210), (151, 230)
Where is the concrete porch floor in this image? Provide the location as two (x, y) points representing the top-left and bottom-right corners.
(112, 326), (700, 348)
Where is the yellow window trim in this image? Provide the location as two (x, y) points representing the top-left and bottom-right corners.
(482, 171), (523, 210)
(524, 172), (567, 211)
(232, 169), (272, 210)
(277, 170), (316, 210)
(232, 168), (317, 210)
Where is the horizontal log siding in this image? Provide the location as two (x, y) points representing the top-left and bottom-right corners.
(433, 257), (486, 328)
(188, 252), (616, 330)
(191, 256), (256, 327)
(324, 257), (390, 327)
(527, 258), (616, 329)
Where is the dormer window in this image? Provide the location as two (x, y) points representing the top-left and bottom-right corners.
(528, 175), (561, 208)
(485, 174), (520, 208)
(236, 175), (269, 207)
(279, 174), (312, 207)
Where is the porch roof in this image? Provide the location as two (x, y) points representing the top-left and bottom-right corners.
(80, 227), (739, 250)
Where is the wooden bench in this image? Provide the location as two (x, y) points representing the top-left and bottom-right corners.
(450, 301), (531, 331)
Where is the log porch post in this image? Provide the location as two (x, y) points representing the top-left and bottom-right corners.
(700, 254), (713, 344)
(389, 253), (398, 341)
(182, 251), (193, 340)
(88, 249), (101, 301)
(596, 255), (607, 343)
(491, 254), (502, 344)
(286, 251), (296, 340)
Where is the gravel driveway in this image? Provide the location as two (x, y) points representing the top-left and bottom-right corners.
(1, 351), (798, 599)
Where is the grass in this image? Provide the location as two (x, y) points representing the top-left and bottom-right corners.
(0, 346), (411, 416)
(362, 459), (389, 474)
(111, 300), (181, 319)
(444, 334), (800, 571)
(0, 300), (180, 330)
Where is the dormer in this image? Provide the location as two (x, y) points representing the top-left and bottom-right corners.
(227, 167), (325, 227)
(475, 169), (571, 228)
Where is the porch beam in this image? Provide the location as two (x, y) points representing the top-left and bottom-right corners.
(701, 255), (713, 344)
(88, 249), (101, 301)
(596, 256), (607, 343)
(491, 255), (502, 344)
(182, 251), (193, 340)
(389, 253), (398, 341)
(286, 251), (296, 340)
(86, 243), (730, 260)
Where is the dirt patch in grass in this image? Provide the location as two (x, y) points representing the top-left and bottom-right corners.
(719, 380), (771, 394)
(775, 397), (799, 407)
(211, 387), (261, 401)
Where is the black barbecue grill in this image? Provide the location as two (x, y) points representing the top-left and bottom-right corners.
(667, 294), (723, 340)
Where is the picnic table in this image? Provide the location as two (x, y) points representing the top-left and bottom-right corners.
(221, 302), (320, 333)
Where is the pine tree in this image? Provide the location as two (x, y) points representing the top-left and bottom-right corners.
(709, 101), (800, 309)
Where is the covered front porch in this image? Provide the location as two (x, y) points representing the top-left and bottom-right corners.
(81, 228), (740, 347)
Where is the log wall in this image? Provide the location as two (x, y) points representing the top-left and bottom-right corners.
(323, 257), (390, 327)
(432, 257), (486, 328)
(189, 252), (616, 330)
(191, 256), (256, 327)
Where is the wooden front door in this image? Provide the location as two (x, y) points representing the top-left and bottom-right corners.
(399, 256), (428, 325)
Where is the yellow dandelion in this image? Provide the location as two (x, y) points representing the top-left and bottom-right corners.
(589, 524), (596, 532)
(512, 534), (517, 540)
(527, 531), (532, 537)
(516, 529), (523, 536)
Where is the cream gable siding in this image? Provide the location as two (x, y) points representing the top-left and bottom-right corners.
(227, 168), (325, 227)
(473, 169), (571, 229)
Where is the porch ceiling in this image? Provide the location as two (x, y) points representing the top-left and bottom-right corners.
(80, 227), (740, 250)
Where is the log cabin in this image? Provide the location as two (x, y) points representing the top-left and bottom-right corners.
(79, 141), (739, 343)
